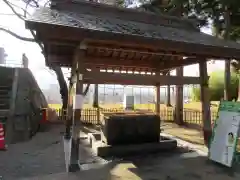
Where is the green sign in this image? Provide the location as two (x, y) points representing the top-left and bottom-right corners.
(209, 101), (240, 167)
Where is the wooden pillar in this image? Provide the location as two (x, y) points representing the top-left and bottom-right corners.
(155, 70), (161, 116)
(65, 68), (75, 139)
(155, 84), (161, 116)
(199, 60), (211, 147)
(224, 60), (231, 100)
(91, 67), (100, 123)
(93, 84), (99, 107)
(65, 47), (86, 172)
(175, 67), (183, 125)
(166, 72), (171, 107)
(93, 83), (101, 123)
(74, 50), (84, 131)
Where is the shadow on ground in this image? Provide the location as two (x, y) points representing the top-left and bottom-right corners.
(34, 150), (240, 180)
(1, 124), (240, 180)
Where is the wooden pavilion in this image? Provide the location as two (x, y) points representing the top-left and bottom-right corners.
(25, 0), (240, 171)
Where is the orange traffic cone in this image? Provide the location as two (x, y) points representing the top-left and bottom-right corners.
(0, 123), (6, 151)
(41, 108), (48, 124)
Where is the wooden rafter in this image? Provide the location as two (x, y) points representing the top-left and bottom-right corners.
(47, 53), (199, 71)
(83, 70), (201, 85)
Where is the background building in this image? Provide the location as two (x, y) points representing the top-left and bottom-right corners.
(0, 47), (7, 65)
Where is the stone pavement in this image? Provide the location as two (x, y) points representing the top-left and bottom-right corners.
(162, 122), (205, 145)
(0, 125), (65, 180)
(20, 151), (240, 180)
(1, 124), (240, 180)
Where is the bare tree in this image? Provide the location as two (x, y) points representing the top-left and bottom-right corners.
(1, 0), (72, 110)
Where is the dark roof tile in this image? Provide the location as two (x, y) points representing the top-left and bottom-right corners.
(27, 7), (240, 50)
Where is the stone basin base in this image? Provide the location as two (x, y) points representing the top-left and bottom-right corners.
(87, 133), (177, 158)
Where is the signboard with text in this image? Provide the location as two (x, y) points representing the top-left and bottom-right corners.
(209, 101), (240, 167)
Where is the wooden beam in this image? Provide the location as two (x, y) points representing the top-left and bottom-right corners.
(28, 23), (240, 60)
(67, 48), (86, 172)
(45, 40), (79, 46)
(83, 71), (200, 85)
(156, 58), (199, 70)
(224, 60), (231, 100)
(86, 56), (157, 68)
(86, 45), (184, 57)
(84, 57), (199, 71)
(175, 67), (184, 125)
(155, 85), (160, 115)
(47, 54), (199, 70)
(155, 70), (161, 116)
(199, 60), (211, 146)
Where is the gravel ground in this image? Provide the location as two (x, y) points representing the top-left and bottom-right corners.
(0, 125), (66, 180)
(1, 124), (240, 180)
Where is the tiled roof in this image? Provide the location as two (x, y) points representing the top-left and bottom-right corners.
(27, 6), (240, 50)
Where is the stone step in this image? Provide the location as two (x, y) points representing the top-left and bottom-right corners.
(0, 101), (10, 109)
(0, 109), (9, 116)
(0, 94), (10, 99)
(0, 97), (10, 103)
(0, 89), (11, 96)
(0, 110), (8, 124)
(0, 81), (13, 85)
(0, 86), (12, 92)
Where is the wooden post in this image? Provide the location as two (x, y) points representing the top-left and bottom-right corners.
(155, 70), (161, 116)
(166, 72), (171, 106)
(63, 45), (86, 172)
(199, 61), (211, 147)
(93, 84), (99, 107)
(65, 68), (74, 139)
(94, 84), (101, 124)
(91, 67), (100, 123)
(70, 49), (86, 172)
(155, 85), (161, 116)
(175, 67), (183, 125)
(74, 52), (84, 126)
(63, 54), (78, 172)
(224, 60), (231, 100)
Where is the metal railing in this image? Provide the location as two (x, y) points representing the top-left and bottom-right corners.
(54, 107), (218, 126)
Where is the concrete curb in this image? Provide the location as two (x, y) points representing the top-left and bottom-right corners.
(161, 133), (208, 156)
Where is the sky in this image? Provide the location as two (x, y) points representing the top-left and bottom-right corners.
(0, 0), (225, 90)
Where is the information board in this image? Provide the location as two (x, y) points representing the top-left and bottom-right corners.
(209, 101), (240, 167)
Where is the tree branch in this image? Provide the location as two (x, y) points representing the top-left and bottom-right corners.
(8, 0), (31, 17)
(30, 30), (45, 51)
(83, 84), (90, 96)
(0, 27), (35, 42)
(22, 0), (39, 8)
(51, 66), (69, 109)
(24, 0), (32, 17)
(3, 0), (26, 21)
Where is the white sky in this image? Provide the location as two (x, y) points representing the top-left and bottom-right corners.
(0, 0), (225, 90)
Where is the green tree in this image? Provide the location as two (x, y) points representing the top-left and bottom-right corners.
(191, 70), (239, 101)
(140, 0), (208, 26)
(231, 60), (240, 101)
(198, 0), (240, 100)
(139, 0), (240, 147)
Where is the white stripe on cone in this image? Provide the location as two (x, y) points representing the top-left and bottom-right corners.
(0, 132), (4, 136)
(0, 137), (4, 141)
